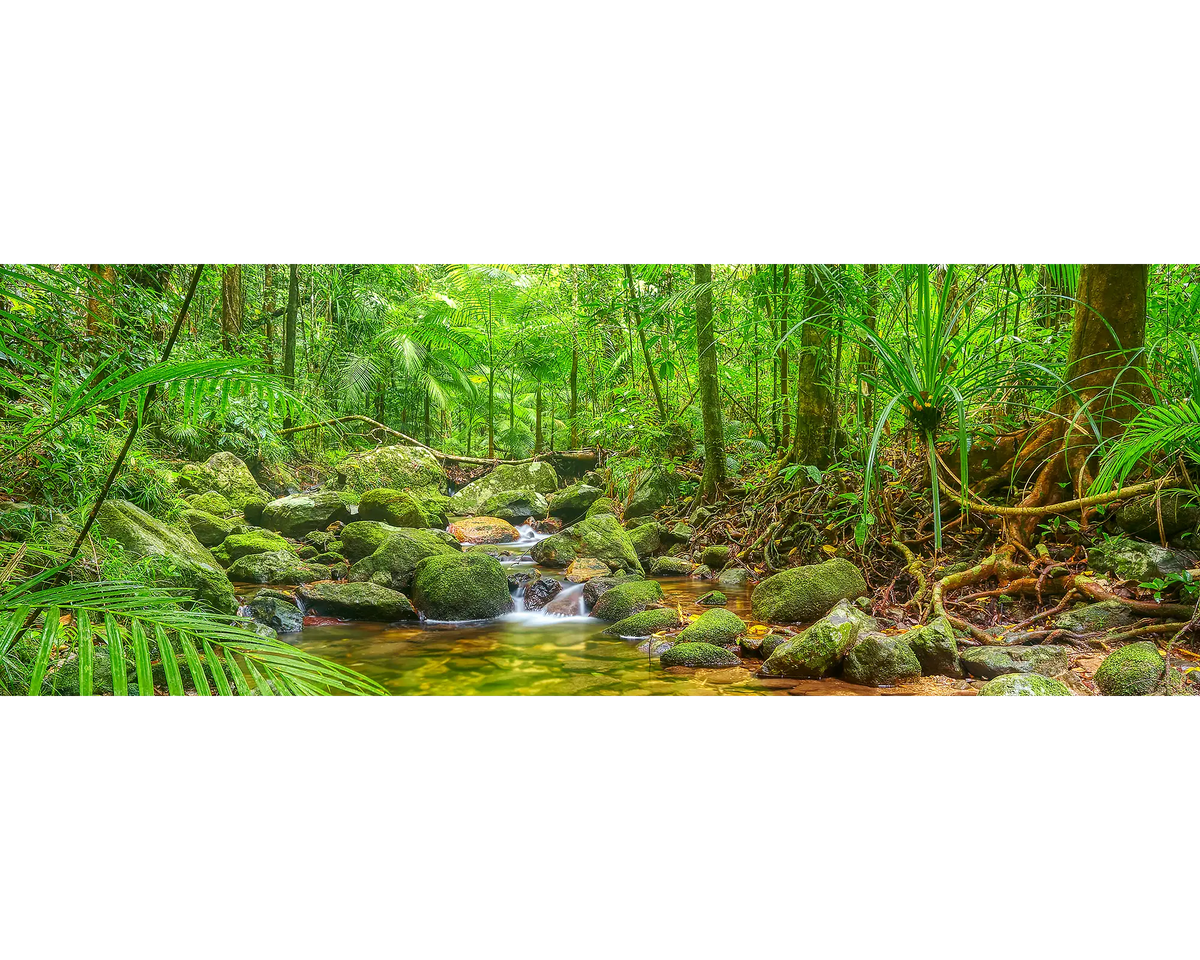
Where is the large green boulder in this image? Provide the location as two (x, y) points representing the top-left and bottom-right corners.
(341, 520), (403, 561)
(678, 608), (747, 646)
(960, 645), (1069, 680)
(359, 488), (447, 528)
(751, 558), (868, 624)
(297, 581), (417, 621)
(978, 673), (1072, 696)
(178, 452), (268, 510)
(226, 550), (329, 585)
(348, 527), (461, 592)
(248, 593), (304, 633)
(1114, 492), (1200, 538)
(590, 579), (664, 621)
(585, 497), (620, 519)
(548, 483), (605, 520)
(624, 467), (680, 520)
(1052, 600), (1136, 635)
(261, 491), (351, 538)
(189, 490), (234, 517)
(479, 489), (550, 522)
(95, 500), (236, 614)
(648, 556), (693, 575)
(717, 567), (751, 588)
(660, 642), (740, 668)
(902, 617), (963, 678)
(1088, 537), (1187, 582)
(1093, 641), (1188, 696)
(760, 600), (876, 679)
(450, 461), (559, 515)
(561, 514), (641, 572)
(530, 533), (577, 567)
(628, 521), (668, 560)
(582, 571), (643, 609)
(602, 607), (684, 638)
(333, 444), (448, 497)
(212, 529), (291, 566)
(700, 545), (731, 570)
(843, 632), (922, 687)
(410, 552), (513, 621)
(181, 508), (236, 547)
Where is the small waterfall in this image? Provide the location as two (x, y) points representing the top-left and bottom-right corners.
(543, 583), (585, 617)
(501, 582), (592, 624)
(513, 583), (527, 612)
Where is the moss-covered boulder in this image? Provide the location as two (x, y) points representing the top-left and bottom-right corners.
(212, 529), (291, 566)
(359, 487), (448, 528)
(584, 497), (620, 519)
(960, 645), (1069, 680)
(226, 550), (329, 585)
(701, 545), (731, 570)
(530, 533), (576, 567)
(590, 579), (664, 621)
(178, 452), (269, 510)
(624, 467), (680, 520)
(628, 521), (668, 560)
(978, 673), (1072, 696)
(261, 491), (351, 538)
(189, 490), (234, 517)
(843, 632), (922, 687)
(304, 530), (340, 550)
(717, 567), (751, 588)
(295, 544), (319, 560)
(95, 499), (236, 614)
(1093, 641), (1187, 696)
(678, 608), (747, 646)
(902, 617), (962, 678)
(548, 483), (605, 520)
(1088, 537), (1187, 582)
(348, 527), (461, 592)
(1052, 600), (1136, 635)
(341, 520), (402, 561)
(410, 552), (513, 621)
(602, 607), (684, 638)
(314, 551), (347, 565)
(697, 590), (727, 606)
(561, 514), (641, 572)
(181, 508), (236, 547)
(666, 521), (694, 544)
(479, 489), (550, 522)
(660, 642), (740, 668)
(242, 497), (267, 525)
(1114, 492), (1200, 538)
(582, 571), (642, 609)
(297, 581), (417, 621)
(450, 461), (559, 515)
(564, 558), (611, 581)
(751, 558), (868, 624)
(248, 593), (304, 633)
(333, 444), (448, 497)
(449, 516), (520, 544)
(649, 556), (693, 576)
(760, 600), (876, 678)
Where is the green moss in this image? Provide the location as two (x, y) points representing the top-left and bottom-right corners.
(314, 551), (347, 565)
(479, 489), (550, 521)
(340, 520), (402, 561)
(242, 497), (267, 525)
(297, 581), (417, 621)
(248, 594), (305, 633)
(334, 444), (448, 496)
(696, 590), (727, 605)
(1093, 641), (1187, 696)
(750, 558), (868, 624)
(660, 642), (740, 668)
(260, 492), (351, 538)
(562, 514), (641, 572)
(978, 673), (1072, 696)
(295, 544), (319, 559)
(212, 529), (291, 566)
(902, 618), (962, 679)
(648, 556), (693, 575)
(678, 608), (747, 646)
(628, 522), (668, 560)
(410, 552), (513, 620)
(760, 600), (875, 678)
(359, 487), (430, 527)
(530, 533), (577, 568)
(842, 632), (922, 687)
(1052, 600), (1135, 635)
(960, 645), (1068, 680)
(449, 461), (559, 514)
(584, 497), (620, 519)
(700, 545), (731, 569)
(180, 509), (236, 547)
(348, 527), (462, 592)
(590, 579), (664, 621)
(602, 607), (683, 638)
(548, 484), (604, 519)
(189, 491), (234, 516)
(226, 550), (330, 585)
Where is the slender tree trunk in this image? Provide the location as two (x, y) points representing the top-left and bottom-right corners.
(568, 336), (579, 448)
(283, 265), (299, 430)
(622, 263), (667, 422)
(220, 264), (244, 352)
(263, 264), (276, 372)
(695, 264), (726, 501)
(780, 264), (791, 450)
(859, 264), (879, 426)
(424, 391), (431, 445)
(85, 265), (115, 337)
(534, 381), (544, 453)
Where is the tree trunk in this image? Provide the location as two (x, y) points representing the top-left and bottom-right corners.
(283, 265), (299, 430)
(263, 264), (276, 372)
(695, 264), (726, 501)
(859, 263), (879, 426)
(220, 265), (244, 352)
(85, 264), (116, 337)
(568, 336), (579, 448)
(787, 265), (834, 465)
(779, 264), (791, 450)
(534, 381), (544, 454)
(622, 263), (667, 422)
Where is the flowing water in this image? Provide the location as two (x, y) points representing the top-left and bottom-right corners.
(277, 554), (800, 695)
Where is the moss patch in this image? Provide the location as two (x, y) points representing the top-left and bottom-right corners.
(602, 607), (684, 638)
(590, 579), (664, 621)
(410, 552), (514, 621)
(751, 558), (867, 623)
(678, 608), (747, 646)
(660, 642), (740, 668)
(978, 673), (1072, 696)
(1093, 641), (1187, 696)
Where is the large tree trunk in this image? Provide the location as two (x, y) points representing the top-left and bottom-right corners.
(568, 337), (579, 448)
(534, 381), (544, 454)
(220, 265), (244, 352)
(283, 265), (299, 430)
(695, 264), (726, 502)
(859, 263), (879, 426)
(787, 265), (834, 466)
(1007, 264), (1148, 541)
(779, 264), (791, 451)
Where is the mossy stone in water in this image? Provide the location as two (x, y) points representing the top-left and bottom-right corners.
(717, 567), (751, 588)
(479, 489), (550, 522)
(249, 593), (304, 633)
(750, 558), (868, 624)
(759, 600), (876, 679)
(649, 556), (693, 576)
(348, 527), (461, 592)
(590, 580), (665, 621)
(902, 617), (962, 679)
(298, 581), (417, 621)
(530, 532), (577, 567)
(700, 545), (731, 570)
(978, 673), (1072, 696)
(843, 632), (922, 687)
(960, 645), (1069, 680)
(660, 642), (740, 668)
(582, 571), (642, 609)
(603, 607), (683, 638)
(450, 461), (559, 514)
(226, 550), (329, 585)
(678, 608), (747, 646)
(564, 514), (642, 572)
(1093, 641), (1187, 696)
(411, 551), (514, 621)
(213, 529), (291, 566)
(696, 590), (727, 605)
(304, 529), (340, 550)
(340, 520), (404, 561)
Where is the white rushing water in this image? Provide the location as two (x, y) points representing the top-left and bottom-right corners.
(504, 582), (592, 625)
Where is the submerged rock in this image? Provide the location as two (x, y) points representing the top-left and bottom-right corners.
(590, 579), (665, 621)
(248, 593), (304, 633)
(902, 617), (963, 678)
(261, 491), (351, 538)
(696, 590), (727, 606)
(449, 516), (520, 544)
(843, 631), (922, 687)
(751, 558), (868, 624)
(523, 576), (563, 611)
(297, 581), (417, 621)
(649, 556), (693, 576)
(1088, 537), (1187, 582)
(333, 444), (448, 497)
(547, 483), (604, 520)
(451, 461), (559, 515)
(660, 642), (740, 668)
(759, 600), (876, 679)
(411, 552), (514, 621)
(603, 607), (683, 638)
(95, 499), (236, 614)
(1093, 641), (1188, 696)
(479, 489), (550, 522)
(348, 527), (461, 592)
(678, 608), (747, 646)
(226, 550), (329, 585)
(960, 645), (1069, 680)
(978, 673), (1072, 696)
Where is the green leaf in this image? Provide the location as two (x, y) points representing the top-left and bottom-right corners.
(156, 625), (184, 697)
(27, 605), (60, 695)
(131, 619), (154, 696)
(105, 613), (128, 696)
(77, 609), (94, 696)
(178, 633), (210, 695)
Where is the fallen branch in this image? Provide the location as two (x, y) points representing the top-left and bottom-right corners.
(949, 479), (1164, 518)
